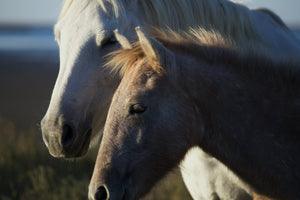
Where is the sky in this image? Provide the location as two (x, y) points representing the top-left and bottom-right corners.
(0, 0), (299, 27)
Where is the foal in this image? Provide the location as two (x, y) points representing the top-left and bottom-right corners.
(89, 28), (300, 200)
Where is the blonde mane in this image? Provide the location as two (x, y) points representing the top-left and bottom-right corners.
(106, 28), (299, 82)
(105, 28), (236, 77)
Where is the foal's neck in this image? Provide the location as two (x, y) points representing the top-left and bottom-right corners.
(180, 56), (300, 200)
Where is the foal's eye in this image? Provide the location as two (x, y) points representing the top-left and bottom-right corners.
(130, 104), (147, 114)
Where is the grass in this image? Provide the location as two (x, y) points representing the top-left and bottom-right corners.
(0, 116), (192, 200)
(0, 117), (95, 200)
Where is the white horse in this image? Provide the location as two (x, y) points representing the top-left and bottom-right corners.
(41, 0), (300, 199)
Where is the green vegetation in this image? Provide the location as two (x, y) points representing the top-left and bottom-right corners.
(0, 117), (191, 200)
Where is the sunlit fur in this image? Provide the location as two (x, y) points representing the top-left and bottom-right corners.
(90, 28), (300, 200)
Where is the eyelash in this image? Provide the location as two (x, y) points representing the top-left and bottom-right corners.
(97, 35), (117, 48)
(130, 104), (147, 114)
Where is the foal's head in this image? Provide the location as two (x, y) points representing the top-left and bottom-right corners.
(89, 28), (201, 200)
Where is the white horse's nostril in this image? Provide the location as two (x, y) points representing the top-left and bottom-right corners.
(61, 123), (75, 148)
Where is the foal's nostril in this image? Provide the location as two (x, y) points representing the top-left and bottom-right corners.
(95, 185), (109, 200)
(61, 124), (75, 148)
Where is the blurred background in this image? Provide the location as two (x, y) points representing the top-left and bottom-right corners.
(0, 0), (299, 200)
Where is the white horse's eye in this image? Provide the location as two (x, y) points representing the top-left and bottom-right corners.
(99, 36), (117, 48)
(130, 103), (147, 114)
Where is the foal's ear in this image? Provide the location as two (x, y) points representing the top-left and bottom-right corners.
(114, 29), (132, 49)
(135, 27), (175, 70)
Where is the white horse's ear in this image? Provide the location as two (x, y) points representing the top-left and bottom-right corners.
(114, 29), (132, 49)
(135, 27), (175, 70)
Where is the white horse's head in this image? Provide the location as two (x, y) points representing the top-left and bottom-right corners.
(40, 0), (220, 158)
(41, 0), (141, 157)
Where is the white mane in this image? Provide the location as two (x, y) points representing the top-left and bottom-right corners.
(58, 0), (260, 40)
(97, 0), (260, 41)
